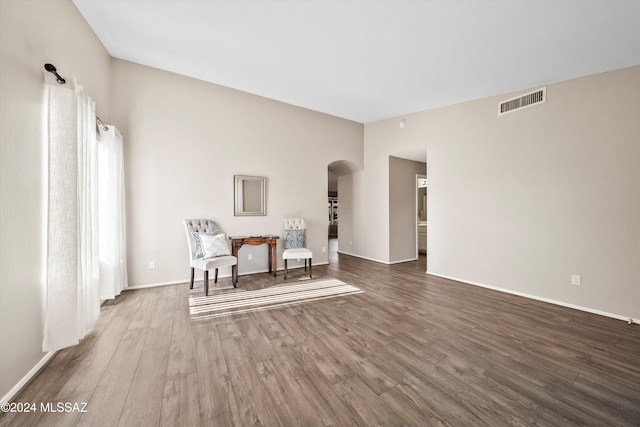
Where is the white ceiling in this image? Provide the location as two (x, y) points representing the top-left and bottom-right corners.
(73, 0), (640, 124)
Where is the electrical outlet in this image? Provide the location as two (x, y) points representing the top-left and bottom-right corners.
(247, 253), (253, 260)
(571, 274), (581, 286)
(149, 261), (155, 270)
(322, 246), (326, 253)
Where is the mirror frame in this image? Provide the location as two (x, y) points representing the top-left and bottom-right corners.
(234, 175), (267, 216)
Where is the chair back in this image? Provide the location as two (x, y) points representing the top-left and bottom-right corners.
(283, 217), (306, 230)
(183, 219), (219, 261)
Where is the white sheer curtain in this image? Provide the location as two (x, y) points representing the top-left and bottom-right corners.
(98, 126), (128, 299)
(76, 88), (101, 341)
(43, 73), (126, 352)
(43, 74), (83, 351)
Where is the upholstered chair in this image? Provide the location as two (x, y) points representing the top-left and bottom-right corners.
(282, 217), (312, 279)
(183, 219), (237, 295)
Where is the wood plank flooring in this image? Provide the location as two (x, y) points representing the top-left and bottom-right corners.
(2, 243), (639, 426)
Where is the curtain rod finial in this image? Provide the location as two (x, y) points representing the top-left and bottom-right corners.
(44, 63), (66, 84)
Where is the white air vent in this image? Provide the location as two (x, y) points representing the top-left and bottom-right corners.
(498, 87), (546, 116)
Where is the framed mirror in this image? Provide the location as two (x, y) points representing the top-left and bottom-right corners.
(234, 175), (266, 216)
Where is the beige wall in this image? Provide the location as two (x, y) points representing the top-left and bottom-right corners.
(389, 156), (426, 263)
(338, 127), (389, 261)
(110, 59), (363, 287)
(0, 0), (111, 401)
(358, 65), (640, 320)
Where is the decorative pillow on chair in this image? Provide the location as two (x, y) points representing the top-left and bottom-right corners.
(199, 233), (231, 258)
(284, 229), (306, 249)
(191, 231), (218, 258)
(191, 232), (204, 258)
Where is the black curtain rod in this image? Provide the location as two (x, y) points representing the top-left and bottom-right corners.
(44, 63), (109, 131)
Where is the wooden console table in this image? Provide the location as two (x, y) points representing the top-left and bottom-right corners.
(229, 235), (280, 277)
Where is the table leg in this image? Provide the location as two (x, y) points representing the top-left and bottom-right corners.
(272, 241), (277, 276)
(232, 243), (239, 282)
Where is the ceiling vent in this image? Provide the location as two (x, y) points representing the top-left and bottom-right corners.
(498, 87), (546, 116)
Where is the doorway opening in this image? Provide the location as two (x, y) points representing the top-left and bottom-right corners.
(416, 174), (427, 260)
(328, 195), (338, 238)
(327, 159), (361, 264)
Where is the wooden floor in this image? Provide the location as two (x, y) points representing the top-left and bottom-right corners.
(2, 241), (639, 426)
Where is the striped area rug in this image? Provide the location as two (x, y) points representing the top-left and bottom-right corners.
(189, 278), (362, 320)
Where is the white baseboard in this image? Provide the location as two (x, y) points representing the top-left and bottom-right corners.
(389, 257), (418, 265)
(125, 262), (330, 291)
(426, 271), (637, 324)
(280, 262), (329, 271)
(337, 250), (389, 265)
(337, 250), (421, 266)
(125, 279), (187, 290)
(1, 351), (56, 406)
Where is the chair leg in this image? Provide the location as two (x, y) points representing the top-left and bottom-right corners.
(214, 268), (218, 283)
(190, 267), (195, 289)
(232, 265), (237, 288)
(309, 258), (312, 278)
(204, 270), (209, 296)
(304, 259), (307, 271)
(284, 259), (288, 279)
